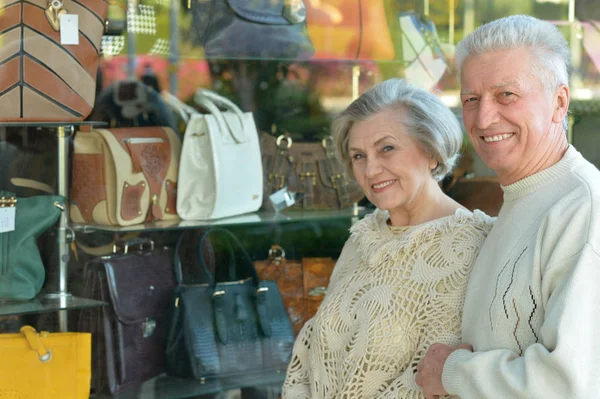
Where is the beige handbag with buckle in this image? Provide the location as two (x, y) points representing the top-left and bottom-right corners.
(70, 126), (181, 226)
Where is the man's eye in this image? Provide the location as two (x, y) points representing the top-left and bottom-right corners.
(382, 145), (394, 152)
(463, 97), (478, 104)
(501, 92), (515, 97)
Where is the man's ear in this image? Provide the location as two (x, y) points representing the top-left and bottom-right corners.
(552, 84), (569, 124)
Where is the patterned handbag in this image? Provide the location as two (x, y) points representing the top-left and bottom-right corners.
(166, 228), (295, 386)
(70, 126), (181, 226)
(0, 0), (108, 121)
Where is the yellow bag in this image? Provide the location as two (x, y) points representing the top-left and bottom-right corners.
(0, 326), (91, 399)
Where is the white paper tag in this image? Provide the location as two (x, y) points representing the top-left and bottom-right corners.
(60, 14), (79, 45)
(0, 208), (16, 233)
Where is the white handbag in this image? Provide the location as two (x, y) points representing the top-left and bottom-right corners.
(169, 89), (263, 220)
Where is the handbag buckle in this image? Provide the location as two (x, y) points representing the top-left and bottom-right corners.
(45, 0), (66, 32)
(282, 0), (306, 24)
(0, 196), (16, 208)
(142, 318), (156, 338)
(300, 172), (316, 186)
(268, 173), (286, 189)
(331, 174), (345, 188)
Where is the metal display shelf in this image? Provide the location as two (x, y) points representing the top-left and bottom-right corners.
(0, 295), (106, 317)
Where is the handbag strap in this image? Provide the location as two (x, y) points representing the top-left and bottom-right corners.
(10, 178), (54, 194)
(193, 89), (248, 143)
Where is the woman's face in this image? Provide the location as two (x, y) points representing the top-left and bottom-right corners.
(348, 109), (437, 218)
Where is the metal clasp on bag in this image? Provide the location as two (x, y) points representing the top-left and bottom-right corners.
(268, 245), (285, 266)
(45, 0), (67, 31)
(283, 0), (306, 24)
(112, 238), (155, 255)
(142, 318), (156, 338)
(308, 286), (327, 297)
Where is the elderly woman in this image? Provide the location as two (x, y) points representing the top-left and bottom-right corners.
(282, 78), (494, 399)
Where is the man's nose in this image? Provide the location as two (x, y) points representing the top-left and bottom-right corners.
(475, 97), (499, 130)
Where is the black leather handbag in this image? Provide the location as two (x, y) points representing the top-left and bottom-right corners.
(165, 228), (295, 386)
(188, 0), (314, 59)
(79, 240), (176, 394)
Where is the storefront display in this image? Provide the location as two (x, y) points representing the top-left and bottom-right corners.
(2, 0), (600, 397)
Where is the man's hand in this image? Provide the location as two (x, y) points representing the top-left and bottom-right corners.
(415, 343), (473, 399)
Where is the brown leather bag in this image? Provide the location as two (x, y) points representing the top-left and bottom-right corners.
(448, 176), (504, 217)
(254, 245), (336, 335)
(0, 0), (108, 122)
(70, 127), (181, 226)
(260, 132), (364, 209)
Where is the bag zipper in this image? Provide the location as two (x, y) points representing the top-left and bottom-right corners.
(125, 138), (164, 144)
(0, 230), (8, 276)
(0, 195), (15, 276)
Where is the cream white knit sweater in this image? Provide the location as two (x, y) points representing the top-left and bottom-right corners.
(443, 146), (600, 398)
(282, 208), (494, 399)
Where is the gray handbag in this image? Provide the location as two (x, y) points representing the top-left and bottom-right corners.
(188, 0), (314, 59)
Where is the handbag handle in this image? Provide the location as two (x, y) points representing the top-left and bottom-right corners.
(197, 228), (260, 286)
(161, 91), (198, 123)
(193, 90), (248, 143)
(198, 228), (277, 340)
(173, 231), (214, 286)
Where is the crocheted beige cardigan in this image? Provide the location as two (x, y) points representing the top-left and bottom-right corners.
(283, 208), (494, 399)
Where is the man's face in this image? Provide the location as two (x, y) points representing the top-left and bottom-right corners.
(460, 47), (567, 184)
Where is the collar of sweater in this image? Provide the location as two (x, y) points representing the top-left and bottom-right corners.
(349, 208), (493, 268)
(501, 145), (583, 202)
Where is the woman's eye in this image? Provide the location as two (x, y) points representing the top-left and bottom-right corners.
(351, 153), (364, 161)
(382, 145), (394, 152)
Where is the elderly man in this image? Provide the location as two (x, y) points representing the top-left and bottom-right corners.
(415, 14), (600, 398)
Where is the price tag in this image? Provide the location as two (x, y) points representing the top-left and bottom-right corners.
(269, 187), (297, 213)
(0, 208), (16, 233)
(60, 14), (79, 45)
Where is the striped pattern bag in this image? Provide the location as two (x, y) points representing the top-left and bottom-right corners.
(0, 0), (108, 122)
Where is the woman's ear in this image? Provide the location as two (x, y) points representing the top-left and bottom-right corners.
(552, 84), (569, 124)
(429, 156), (438, 171)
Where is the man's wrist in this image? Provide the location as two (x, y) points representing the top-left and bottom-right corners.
(441, 348), (477, 395)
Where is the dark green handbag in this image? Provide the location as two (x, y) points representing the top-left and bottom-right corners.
(0, 191), (65, 301)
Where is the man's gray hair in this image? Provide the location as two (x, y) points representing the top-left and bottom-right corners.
(332, 78), (463, 182)
(456, 15), (570, 131)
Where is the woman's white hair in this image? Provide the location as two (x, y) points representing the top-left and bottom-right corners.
(332, 78), (463, 182)
(456, 15), (570, 130)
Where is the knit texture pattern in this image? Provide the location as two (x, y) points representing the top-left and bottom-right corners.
(282, 208), (494, 399)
